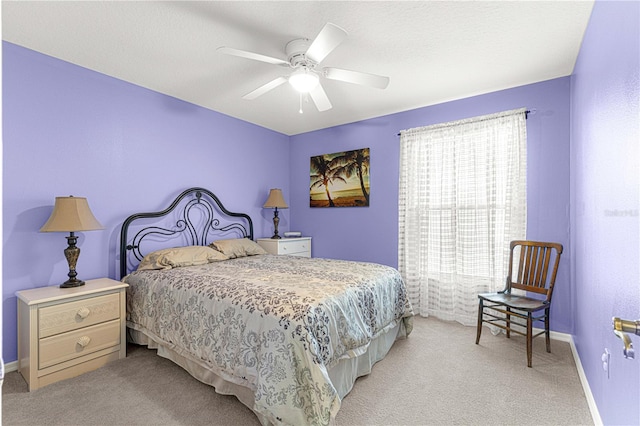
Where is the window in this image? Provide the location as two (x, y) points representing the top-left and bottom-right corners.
(398, 108), (527, 325)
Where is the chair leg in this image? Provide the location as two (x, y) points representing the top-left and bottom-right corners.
(527, 312), (533, 368)
(545, 307), (551, 353)
(506, 307), (511, 338)
(476, 300), (483, 344)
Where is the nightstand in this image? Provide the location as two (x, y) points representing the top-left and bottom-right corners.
(257, 237), (312, 257)
(16, 278), (128, 391)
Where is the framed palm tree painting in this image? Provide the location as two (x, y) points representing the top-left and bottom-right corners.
(310, 148), (370, 207)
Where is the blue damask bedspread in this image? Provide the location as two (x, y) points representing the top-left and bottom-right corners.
(124, 254), (413, 426)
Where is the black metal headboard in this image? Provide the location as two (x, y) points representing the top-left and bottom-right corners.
(119, 187), (254, 278)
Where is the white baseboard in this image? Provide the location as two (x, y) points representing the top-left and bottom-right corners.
(4, 360), (18, 373)
(535, 327), (603, 426)
(568, 336), (603, 426)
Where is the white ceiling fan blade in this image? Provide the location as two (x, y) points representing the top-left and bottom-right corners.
(243, 77), (288, 100)
(305, 23), (348, 64)
(309, 84), (332, 112)
(324, 67), (390, 89)
(217, 47), (288, 66)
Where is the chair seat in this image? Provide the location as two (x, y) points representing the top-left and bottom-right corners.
(478, 292), (548, 312)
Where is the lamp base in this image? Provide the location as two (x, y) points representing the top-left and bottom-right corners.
(61, 233), (84, 288)
(60, 278), (85, 288)
(271, 208), (282, 239)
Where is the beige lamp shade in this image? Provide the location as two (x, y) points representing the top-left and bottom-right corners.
(263, 189), (288, 209)
(40, 196), (104, 232)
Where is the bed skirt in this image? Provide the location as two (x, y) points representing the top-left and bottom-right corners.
(127, 319), (407, 425)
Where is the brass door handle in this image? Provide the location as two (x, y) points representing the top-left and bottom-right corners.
(613, 317), (640, 335)
(612, 317), (639, 359)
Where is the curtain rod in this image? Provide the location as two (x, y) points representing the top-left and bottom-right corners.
(397, 109), (533, 136)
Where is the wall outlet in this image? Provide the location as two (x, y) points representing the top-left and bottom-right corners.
(601, 348), (610, 379)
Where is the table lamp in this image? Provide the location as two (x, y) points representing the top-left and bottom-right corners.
(263, 189), (288, 239)
(40, 196), (104, 288)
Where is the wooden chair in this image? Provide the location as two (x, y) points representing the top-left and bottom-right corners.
(475, 240), (563, 367)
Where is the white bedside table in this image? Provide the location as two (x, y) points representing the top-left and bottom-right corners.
(16, 278), (128, 391)
(257, 237), (312, 257)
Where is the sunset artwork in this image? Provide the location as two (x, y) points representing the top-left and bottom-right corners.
(310, 148), (370, 208)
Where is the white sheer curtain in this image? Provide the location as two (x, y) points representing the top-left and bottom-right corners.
(398, 108), (527, 325)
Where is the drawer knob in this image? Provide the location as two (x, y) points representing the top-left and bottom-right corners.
(76, 307), (91, 319)
(77, 336), (91, 348)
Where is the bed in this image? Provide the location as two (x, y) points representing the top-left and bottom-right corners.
(119, 187), (414, 426)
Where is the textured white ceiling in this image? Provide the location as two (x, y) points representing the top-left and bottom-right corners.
(2, 1), (594, 135)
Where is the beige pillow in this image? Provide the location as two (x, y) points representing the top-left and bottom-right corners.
(209, 238), (267, 259)
(137, 246), (229, 271)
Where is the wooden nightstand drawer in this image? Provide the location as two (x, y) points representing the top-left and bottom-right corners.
(39, 293), (120, 338)
(39, 319), (121, 369)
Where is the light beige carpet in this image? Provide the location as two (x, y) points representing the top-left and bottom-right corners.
(3, 317), (593, 425)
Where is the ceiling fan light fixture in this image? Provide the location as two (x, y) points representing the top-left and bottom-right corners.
(289, 68), (319, 93)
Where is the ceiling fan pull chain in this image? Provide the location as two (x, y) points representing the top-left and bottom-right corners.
(299, 93), (304, 114)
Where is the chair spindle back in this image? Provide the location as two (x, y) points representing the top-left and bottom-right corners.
(508, 240), (563, 301)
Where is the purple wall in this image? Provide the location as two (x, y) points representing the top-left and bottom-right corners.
(4, 5), (638, 422)
(2, 42), (291, 362)
(571, 1), (640, 425)
(290, 78), (573, 332)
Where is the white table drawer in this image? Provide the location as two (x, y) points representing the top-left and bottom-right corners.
(280, 239), (310, 255)
(257, 237), (312, 257)
(39, 319), (121, 369)
(39, 293), (120, 338)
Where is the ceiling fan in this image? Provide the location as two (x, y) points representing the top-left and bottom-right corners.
(217, 23), (390, 113)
